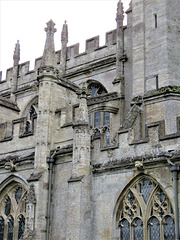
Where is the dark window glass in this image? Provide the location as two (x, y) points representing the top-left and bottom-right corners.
(0, 218), (4, 240)
(91, 85), (97, 96)
(88, 83), (107, 96)
(15, 187), (23, 204)
(97, 87), (106, 95)
(149, 217), (160, 240)
(140, 179), (152, 204)
(157, 189), (165, 203)
(133, 218), (143, 240)
(7, 217), (14, 240)
(128, 191), (135, 205)
(25, 121), (31, 133)
(163, 216), (175, 240)
(29, 106), (36, 120)
(120, 219), (130, 240)
(5, 197), (11, 216)
(103, 112), (110, 126)
(94, 112), (101, 127)
(154, 14), (157, 28)
(18, 215), (25, 240)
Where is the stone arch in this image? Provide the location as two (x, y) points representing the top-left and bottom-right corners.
(113, 173), (175, 240)
(19, 96), (38, 135)
(86, 79), (108, 96)
(20, 95), (38, 118)
(0, 175), (27, 240)
(0, 174), (28, 196)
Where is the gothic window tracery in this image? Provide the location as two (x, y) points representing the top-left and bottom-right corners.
(117, 177), (175, 240)
(0, 184), (26, 240)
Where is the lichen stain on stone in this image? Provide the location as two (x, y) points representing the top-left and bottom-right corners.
(103, 228), (110, 240)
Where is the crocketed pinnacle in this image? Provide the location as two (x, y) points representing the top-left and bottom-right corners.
(116, 0), (124, 25)
(13, 40), (20, 66)
(40, 19), (57, 68)
(61, 20), (68, 45)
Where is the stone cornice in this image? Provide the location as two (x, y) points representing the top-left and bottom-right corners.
(92, 151), (180, 174)
(55, 144), (73, 156)
(87, 92), (121, 106)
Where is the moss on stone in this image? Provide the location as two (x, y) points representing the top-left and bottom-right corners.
(144, 85), (180, 98)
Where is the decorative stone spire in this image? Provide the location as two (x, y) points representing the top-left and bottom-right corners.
(40, 19), (57, 68)
(113, 0), (127, 86)
(61, 20), (68, 45)
(11, 40), (20, 101)
(59, 21), (68, 78)
(116, 0), (124, 26)
(13, 40), (20, 67)
(113, 0), (127, 125)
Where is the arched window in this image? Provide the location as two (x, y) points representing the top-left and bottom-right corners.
(22, 103), (37, 135)
(88, 82), (107, 97)
(0, 184), (26, 240)
(87, 82), (110, 145)
(117, 177), (175, 240)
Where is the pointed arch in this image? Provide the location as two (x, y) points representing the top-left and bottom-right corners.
(20, 95), (38, 118)
(0, 174), (28, 196)
(0, 175), (27, 240)
(113, 173), (175, 240)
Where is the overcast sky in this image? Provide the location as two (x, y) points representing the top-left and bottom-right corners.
(0, 0), (130, 79)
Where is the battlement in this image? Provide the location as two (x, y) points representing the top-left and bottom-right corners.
(0, 29), (117, 86)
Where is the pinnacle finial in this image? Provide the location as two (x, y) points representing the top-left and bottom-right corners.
(61, 20), (68, 44)
(45, 19), (57, 34)
(116, 0), (124, 23)
(40, 20), (57, 69)
(13, 40), (20, 66)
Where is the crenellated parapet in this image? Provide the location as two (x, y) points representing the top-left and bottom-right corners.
(0, 28), (118, 92)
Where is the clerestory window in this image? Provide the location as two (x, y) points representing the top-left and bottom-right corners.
(118, 178), (175, 240)
(88, 82), (110, 145)
(25, 105), (37, 134)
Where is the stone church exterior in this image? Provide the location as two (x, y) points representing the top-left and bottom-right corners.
(0, 0), (180, 239)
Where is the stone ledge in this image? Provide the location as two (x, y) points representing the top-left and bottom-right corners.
(68, 175), (84, 182)
(92, 151), (180, 174)
(27, 171), (43, 182)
